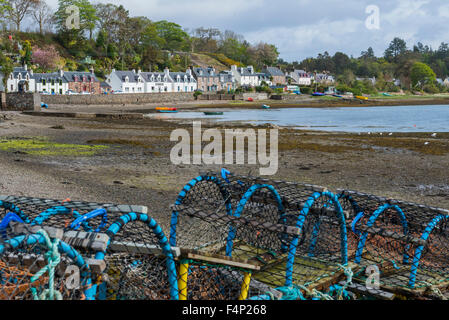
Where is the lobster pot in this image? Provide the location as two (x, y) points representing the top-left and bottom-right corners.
(0, 195), (148, 235)
(177, 261), (264, 300)
(339, 190), (449, 296)
(204, 171), (326, 208)
(170, 176), (235, 250)
(97, 213), (178, 300)
(172, 179), (306, 291)
(0, 233), (93, 300)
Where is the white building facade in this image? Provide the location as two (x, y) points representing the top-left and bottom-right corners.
(230, 65), (261, 87)
(7, 66), (36, 92)
(106, 69), (145, 93)
(288, 70), (312, 86)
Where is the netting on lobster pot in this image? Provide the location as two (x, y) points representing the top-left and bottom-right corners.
(256, 190), (354, 294)
(176, 258), (266, 300)
(206, 170), (326, 207)
(0, 231), (94, 300)
(170, 175), (234, 251)
(340, 190), (449, 295)
(95, 212), (179, 300)
(0, 195), (148, 239)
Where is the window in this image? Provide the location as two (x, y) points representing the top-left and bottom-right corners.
(59, 89), (63, 94)
(42, 79), (46, 85)
(11, 85), (13, 91)
(151, 86), (155, 91)
(51, 80), (55, 86)
(59, 80), (63, 85)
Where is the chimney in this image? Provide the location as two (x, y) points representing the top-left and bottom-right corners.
(59, 69), (64, 77)
(90, 67), (95, 75)
(112, 68), (116, 73)
(30, 69), (33, 76)
(137, 69), (141, 74)
(24, 64), (27, 71)
(186, 68), (192, 76)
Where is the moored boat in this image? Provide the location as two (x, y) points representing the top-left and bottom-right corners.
(156, 107), (177, 111)
(204, 111), (224, 116)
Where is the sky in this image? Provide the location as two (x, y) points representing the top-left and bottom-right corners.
(41, 0), (449, 62)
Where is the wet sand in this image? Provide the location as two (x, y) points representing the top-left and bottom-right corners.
(0, 105), (448, 233)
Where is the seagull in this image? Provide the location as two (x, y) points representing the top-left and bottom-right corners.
(431, 133), (437, 138)
(380, 133), (383, 136)
(389, 133), (393, 136)
(367, 132), (371, 135)
(424, 142), (430, 145)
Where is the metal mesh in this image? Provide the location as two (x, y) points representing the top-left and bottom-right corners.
(98, 213), (178, 300)
(0, 195), (147, 238)
(170, 172), (350, 297)
(337, 189), (449, 298)
(0, 234), (93, 300)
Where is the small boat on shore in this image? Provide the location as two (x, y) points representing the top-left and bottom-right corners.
(332, 94), (343, 98)
(158, 110), (178, 113)
(355, 95), (369, 100)
(156, 107), (178, 113)
(383, 93), (393, 97)
(156, 107), (177, 111)
(312, 92), (325, 96)
(204, 111), (224, 116)
(262, 105), (271, 109)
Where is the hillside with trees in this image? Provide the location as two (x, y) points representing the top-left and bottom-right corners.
(0, 0), (279, 81)
(279, 37), (449, 95)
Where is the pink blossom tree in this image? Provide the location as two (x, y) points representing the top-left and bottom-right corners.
(31, 45), (63, 71)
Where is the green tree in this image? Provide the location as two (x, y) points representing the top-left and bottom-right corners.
(0, 53), (14, 92)
(410, 62), (436, 88)
(55, 0), (98, 40)
(155, 20), (189, 51)
(384, 37), (407, 62)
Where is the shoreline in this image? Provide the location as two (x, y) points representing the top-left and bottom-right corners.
(34, 95), (449, 115)
(1, 101), (448, 229)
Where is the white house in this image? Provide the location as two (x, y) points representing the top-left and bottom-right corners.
(141, 68), (197, 93)
(313, 73), (335, 85)
(168, 68), (197, 92)
(288, 70), (312, 86)
(34, 70), (69, 94)
(106, 69), (145, 93)
(230, 65), (260, 87)
(7, 65), (36, 92)
(140, 70), (171, 93)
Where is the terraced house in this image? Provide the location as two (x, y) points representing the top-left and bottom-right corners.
(262, 66), (286, 85)
(141, 68), (197, 93)
(230, 65), (260, 87)
(192, 67), (222, 92)
(34, 70), (68, 94)
(64, 70), (101, 94)
(7, 65), (35, 93)
(106, 69), (145, 93)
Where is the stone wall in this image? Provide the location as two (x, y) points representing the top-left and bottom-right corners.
(41, 92), (195, 105)
(197, 94), (241, 101)
(242, 93), (269, 100)
(0, 92), (41, 111)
